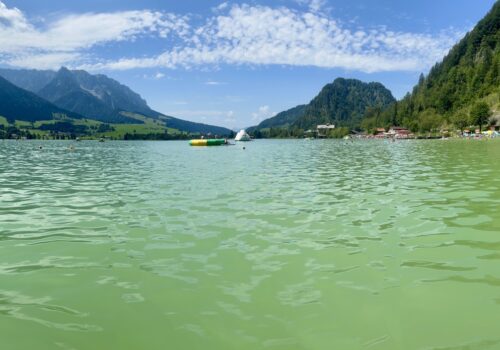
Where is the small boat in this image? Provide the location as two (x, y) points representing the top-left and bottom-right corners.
(189, 139), (227, 146)
(235, 129), (251, 142)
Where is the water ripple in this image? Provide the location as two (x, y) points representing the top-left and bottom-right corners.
(1, 139), (500, 349)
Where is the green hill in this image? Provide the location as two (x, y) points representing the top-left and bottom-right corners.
(250, 78), (395, 137)
(294, 78), (395, 130)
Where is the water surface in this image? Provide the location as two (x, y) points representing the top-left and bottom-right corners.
(1, 139), (500, 350)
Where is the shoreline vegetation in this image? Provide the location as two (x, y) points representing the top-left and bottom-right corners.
(246, 97), (499, 140)
(2, 129), (499, 141)
(1, 97), (496, 141)
(0, 116), (235, 141)
(1, 102), (497, 141)
(0, 116), (498, 141)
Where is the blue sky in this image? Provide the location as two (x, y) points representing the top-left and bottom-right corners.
(0, 0), (496, 129)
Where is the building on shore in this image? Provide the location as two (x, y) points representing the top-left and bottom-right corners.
(374, 128), (386, 138)
(316, 124), (335, 138)
(388, 127), (414, 139)
(369, 126), (415, 139)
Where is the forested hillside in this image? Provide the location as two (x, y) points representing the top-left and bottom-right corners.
(362, 1), (499, 133)
(294, 78), (395, 130)
(250, 78), (395, 137)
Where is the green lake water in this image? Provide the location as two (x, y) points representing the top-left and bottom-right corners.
(1, 139), (500, 350)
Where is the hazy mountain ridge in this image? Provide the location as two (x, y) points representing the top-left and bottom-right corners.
(70, 69), (152, 116)
(0, 75), (82, 123)
(37, 67), (138, 123)
(0, 67), (232, 135)
(0, 68), (56, 93)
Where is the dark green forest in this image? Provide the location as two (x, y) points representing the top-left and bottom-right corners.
(294, 79), (395, 130)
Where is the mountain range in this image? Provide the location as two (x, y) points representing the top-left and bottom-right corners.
(0, 67), (232, 135)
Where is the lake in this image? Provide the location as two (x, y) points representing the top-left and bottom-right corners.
(1, 139), (500, 350)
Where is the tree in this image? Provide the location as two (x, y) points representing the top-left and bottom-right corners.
(326, 127), (350, 138)
(391, 102), (398, 126)
(470, 102), (492, 132)
(361, 117), (376, 134)
(418, 73), (425, 87)
(418, 109), (442, 133)
(451, 112), (470, 133)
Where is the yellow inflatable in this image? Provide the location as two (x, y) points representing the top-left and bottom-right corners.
(189, 139), (226, 146)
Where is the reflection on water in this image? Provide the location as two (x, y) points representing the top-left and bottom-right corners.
(1, 139), (500, 349)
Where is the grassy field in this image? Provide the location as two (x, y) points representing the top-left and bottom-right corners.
(94, 112), (181, 139)
(1, 112), (189, 140)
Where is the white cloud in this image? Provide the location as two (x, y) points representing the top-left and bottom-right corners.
(0, 1), (189, 69)
(308, 0), (326, 13)
(216, 2), (229, 12)
(154, 72), (165, 79)
(205, 81), (226, 85)
(0, 1), (464, 73)
(252, 105), (275, 123)
(0, 1), (30, 30)
(225, 110), (236, 123)
(85, 4), (463, 73)
(7, 52), (80, 70)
